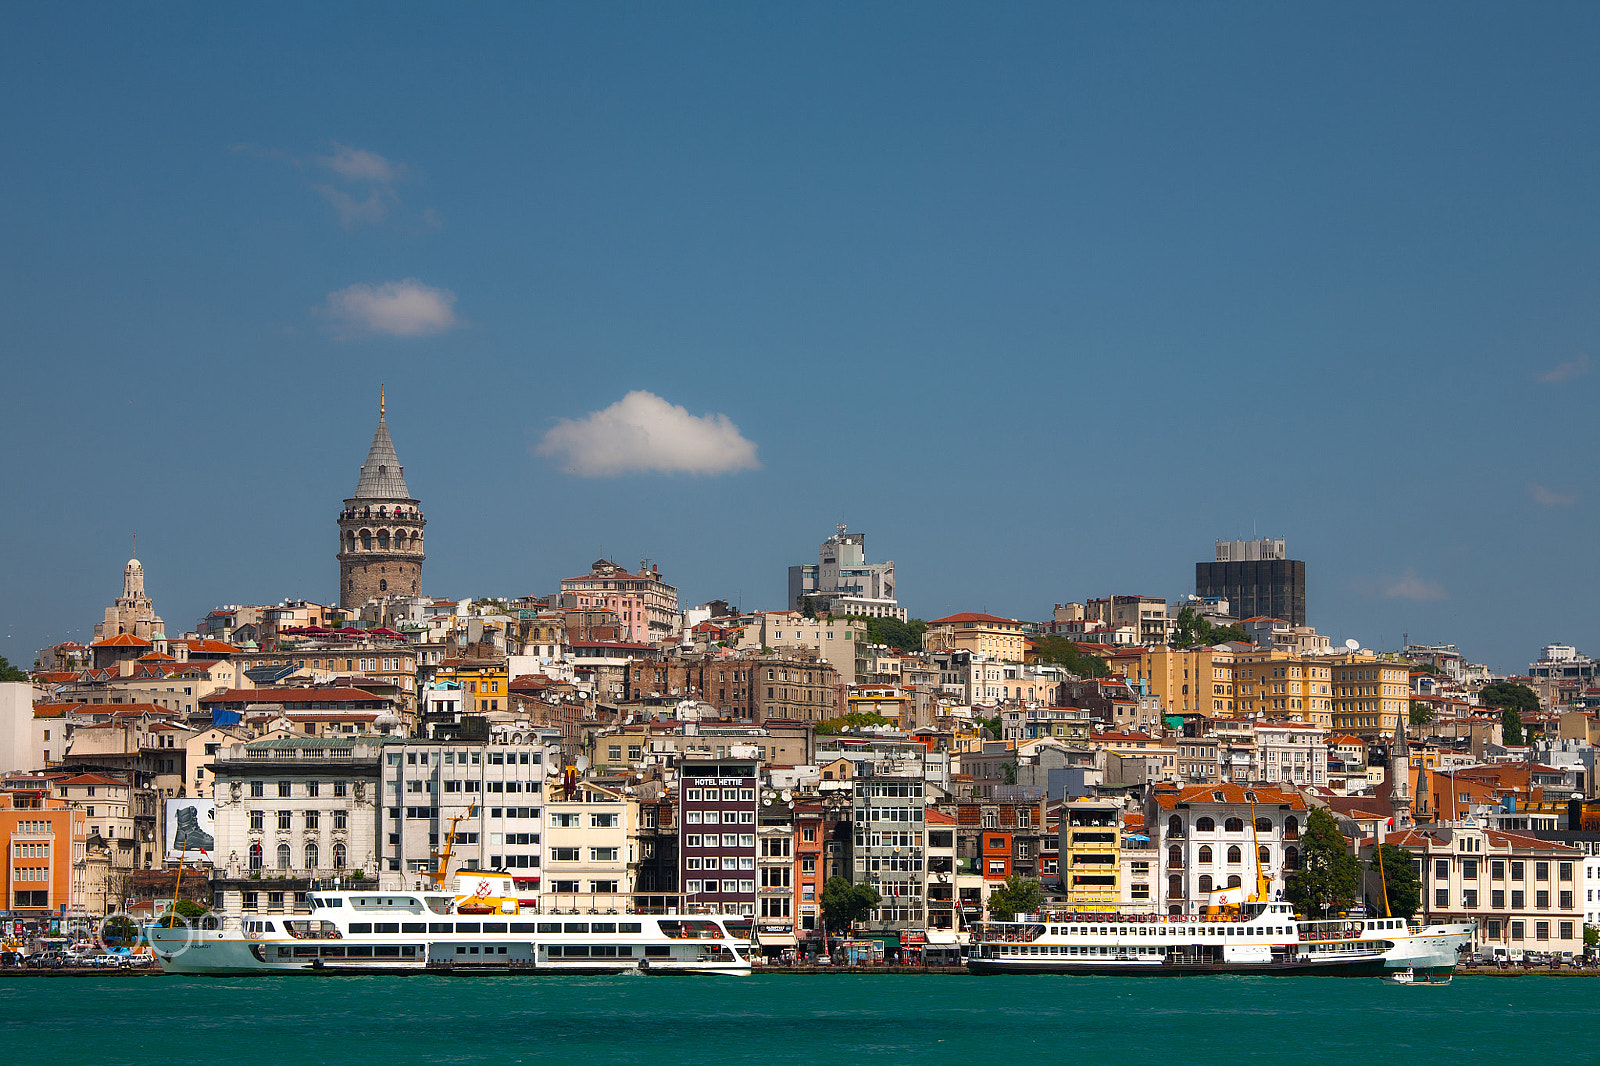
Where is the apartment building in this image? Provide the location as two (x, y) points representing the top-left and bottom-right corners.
(1331, 655), (1412, 738)
(678, 758), (759, 915)
(376, 739), (547, 881)
(1375, 825), (1584, 956)
(1148, 784), (1307, 916)
(852, 770), (929, 933)
(544, 782), (631, 912)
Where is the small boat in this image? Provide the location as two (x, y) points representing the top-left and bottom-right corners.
(1383, 967), (1451, 985)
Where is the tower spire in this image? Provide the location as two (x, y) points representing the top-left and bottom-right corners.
(380, 384), (386, 419)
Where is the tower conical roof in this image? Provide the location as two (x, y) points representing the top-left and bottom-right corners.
(352, 409), (412, 500)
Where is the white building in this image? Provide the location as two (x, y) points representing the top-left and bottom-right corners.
(1148, 784), (1308, 916)
(543, 782), (633, 913)
(377, 738), (550, 883)
(210, 737), (383, 879)
(1254, 720), (1328, 787)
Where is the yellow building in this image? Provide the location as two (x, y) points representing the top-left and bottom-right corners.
(1110, 646), (1236, 715)
(923, 613), (1027, 663)
(1233, 649), (1335, 728)
(1328, 654), (1410, 738)
(433, 657), (511, 713)
(1059, 799), (1122, 909)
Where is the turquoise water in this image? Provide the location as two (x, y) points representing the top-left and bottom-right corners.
(3, 973), (1585, 1064)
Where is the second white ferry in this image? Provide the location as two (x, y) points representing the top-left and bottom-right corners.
(969, 901), (1474, 976)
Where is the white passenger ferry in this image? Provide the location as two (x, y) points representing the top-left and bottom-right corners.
(969, 901), (1474, 976)
(148, 886), (752, 976)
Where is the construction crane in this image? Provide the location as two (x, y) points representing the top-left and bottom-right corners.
(423, 802), (478, 891)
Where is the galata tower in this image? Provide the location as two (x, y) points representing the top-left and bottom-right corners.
(337, 389), (425, 609)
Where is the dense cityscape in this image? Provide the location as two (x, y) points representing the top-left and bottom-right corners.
(1, 401), (1593, 972)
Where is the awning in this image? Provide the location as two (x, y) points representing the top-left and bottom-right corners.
(924, 929), (963, 946)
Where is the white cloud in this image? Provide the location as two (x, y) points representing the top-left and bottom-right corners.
(536, 391), (761, 477)
(1529, 482), (1576, 507)
(1380, 569), (1447, 602)
(324, 279), (459, 337)
(313, 184), (397, 228)
(1536, 354), (1589, 384)
(319, 142), (404, 184)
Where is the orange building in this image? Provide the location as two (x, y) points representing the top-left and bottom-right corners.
(2, 786), (88, 925)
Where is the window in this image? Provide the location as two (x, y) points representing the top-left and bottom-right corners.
(305, 810), (319, 830)
(590, 847), (619, 862)
(590, 813), (619, 828)
(1462, 859), (1478, 880)
(1561, 921), (1574, 940)
(276, 843), (291, 870)
(334, 781), (347, 797)
(277, 811), (292, 830)
(1198, 846), (1213, 865)
(305, 843), (319, 869)
(334, 810), (347, 830)
(1560, 890), (1573, 909)
(306, 781), (319, 798)
(550, 848), (580, 862)
(1559, 861), (1573, 881)
(1492, 890), (1505, 908)
(249, 843), (262, 870)
(1512, 890), (1525, 909)
(278, 781), (292, 797)
(250, 781), (264, 798)
(1463, 890), (1477, 907)
(1492, 860), (1505, 880)
(1536, 921), (1550, 941)
(1511, 861), (1525, 880)
(1536, 890), (1549, 908)
(250, 810), (263, 830)
(1536, 862), (1549, 881)
(1435, 888), (1448, 907)
(1435, 859), (1449, 880)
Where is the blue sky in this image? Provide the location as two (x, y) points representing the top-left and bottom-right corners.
(2, 4), (1598, 674)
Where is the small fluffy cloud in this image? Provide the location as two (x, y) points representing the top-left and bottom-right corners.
(319, 142), (404, 184)
(324, 279), (459, 337)
(536, 391), (761, 477)
(312, 142), (408, 228)
(1380, 569), (1447, 602)
(1529, 482), (1576, 507)
(1536, 354), (1589, 384)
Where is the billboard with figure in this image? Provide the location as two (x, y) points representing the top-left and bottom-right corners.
(165, 798), (216, 863)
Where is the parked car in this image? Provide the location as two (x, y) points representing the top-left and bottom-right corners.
(0, 951), (20, 967)
(88, 954), (129, 968)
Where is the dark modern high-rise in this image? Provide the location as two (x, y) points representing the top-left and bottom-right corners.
(1195, 538), (1305, 626)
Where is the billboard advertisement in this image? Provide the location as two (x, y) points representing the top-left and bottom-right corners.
(165, 798), (215, 863)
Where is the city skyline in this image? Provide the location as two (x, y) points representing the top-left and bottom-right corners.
(4, 6), (1600, 671)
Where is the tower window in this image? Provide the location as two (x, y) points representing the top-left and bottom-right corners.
(379, 579), (388, 591)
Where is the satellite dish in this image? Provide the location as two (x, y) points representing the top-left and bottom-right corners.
(781, 790), (793, 802)
(1345, 639), (1360, 651)
(576, 755), (590, 772)
(546, 766), (562, 777)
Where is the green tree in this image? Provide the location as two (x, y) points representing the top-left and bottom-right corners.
(1585, 924), (1598, 948)
(986, 875), (1045, 921)
(1171, 607), (1253, 649)
(820, 876), (881, 931)
(1479, 682), (1537, 745)
(1030, 635), (1111, 679)
(975, 713), (1003, 738)
(1409, 700), (1434, 727)
(856, 616), (928, 653)
(1284, 808), (1362, 916)
(814, 712), (892, 735)
(1368, 843), (1421, 919)
(0, 656), (26, 683)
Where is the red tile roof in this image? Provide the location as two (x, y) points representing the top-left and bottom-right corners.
(927, 612), (1019, 626)
(89, 634), (152, 648)
(1153, 784), (1307, 810)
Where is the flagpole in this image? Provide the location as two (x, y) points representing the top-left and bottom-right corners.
(1375, 817), (1392, 919)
